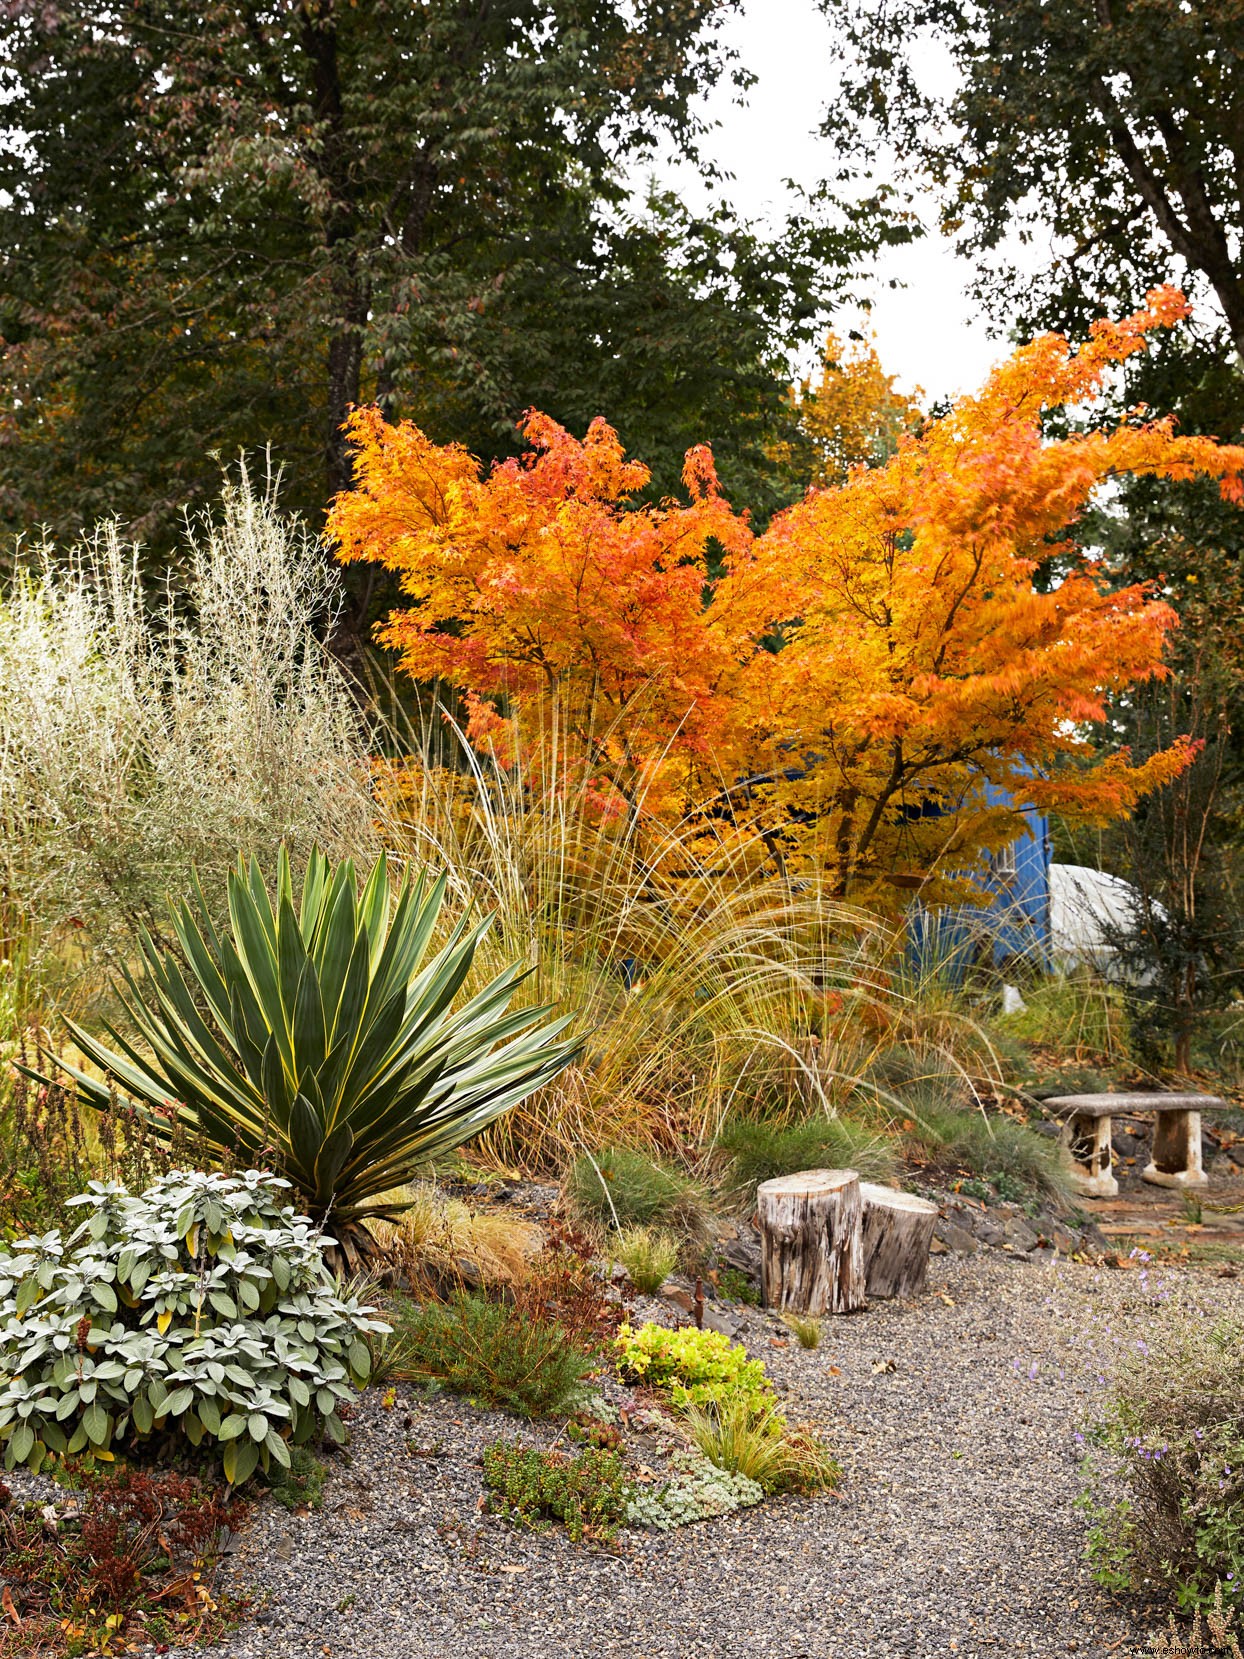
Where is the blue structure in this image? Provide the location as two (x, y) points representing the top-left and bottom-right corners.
(907, 779), (1053, 982)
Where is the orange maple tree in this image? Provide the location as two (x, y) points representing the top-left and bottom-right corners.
(793, 329), (923, 488)
(329, 288), (1244, 901)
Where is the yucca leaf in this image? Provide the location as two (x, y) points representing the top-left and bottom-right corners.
(261, 1034), (293, 1125)
(288, 1093), (324, 1179)
(276, 890), (310, 1017)
(357, 851), (391, 965)
(298, 846), (331, 943)
(292, 957), (328, 1072)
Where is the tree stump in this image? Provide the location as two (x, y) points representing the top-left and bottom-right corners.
(755, 1168), (866, 1315)
(859, 1183), (938, 1299)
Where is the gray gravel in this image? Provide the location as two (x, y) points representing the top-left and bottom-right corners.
(199, 1252), (1237, 1659)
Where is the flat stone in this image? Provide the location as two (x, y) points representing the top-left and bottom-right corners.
(933, 1220), (979, 1255)
(1003, 1218), (1040, 1253)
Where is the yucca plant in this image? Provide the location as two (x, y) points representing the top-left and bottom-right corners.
(38, 848), (582, 1267)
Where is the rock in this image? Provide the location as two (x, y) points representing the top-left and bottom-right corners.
(1003, 1217), (1040, 1254)
(660, 1284), (695, 1315)
(933, 1220), (979, 1255)
(699, 1306), (742, 1338)
(721, 1234), (763, 1279)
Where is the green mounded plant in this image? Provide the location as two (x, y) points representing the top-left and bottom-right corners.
(38, 847), (582, 1267)
(624, 1450), (764, 1530)
(382, 1292), (594, 1418)
(682, 1396), (839, 1496)
(0, 1169), (387, 1485)
(613, 1226), (680, 1296)
(614, 1321), (773, 1413)
(910, 1106), (1068, 1199)
(482, 1440), (629, 1544)
(1083, 1316), (1244, 1612)
(565, 1145), (707, 1237)
(716, 1113), (895, 1200)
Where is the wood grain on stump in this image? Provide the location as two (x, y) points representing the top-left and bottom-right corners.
(859, 1183), (938, 1299)
(755, 1168), (866, 1315)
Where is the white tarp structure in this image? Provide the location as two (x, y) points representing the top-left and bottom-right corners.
(1050, 862), (1162, 976)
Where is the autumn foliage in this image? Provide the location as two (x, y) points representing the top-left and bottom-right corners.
(329, 289), (1244, 902)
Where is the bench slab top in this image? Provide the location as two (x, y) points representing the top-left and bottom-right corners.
(1044, 1092), (1225, 1119)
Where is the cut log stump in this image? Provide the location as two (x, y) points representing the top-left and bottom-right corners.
(756, 1168), (866, 1315)
(859, 1183), (938, 1300)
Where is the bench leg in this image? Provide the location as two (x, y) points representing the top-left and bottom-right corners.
(1142, 1110), (1208, 1189)
(1060, 1111), (1118, 1198)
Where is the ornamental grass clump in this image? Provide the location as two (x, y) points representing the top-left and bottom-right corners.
(38, 846), (582, 1268)
(565, 1145), (707, 1238)
(381, 1292), (595, 1418)
(1083, 1315), (1244, 1610)
(0, 1170), (387, 1485)
(613, 1226), (680, 1296)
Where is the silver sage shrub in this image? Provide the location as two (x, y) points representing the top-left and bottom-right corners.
(0, 1169), (389, 1484)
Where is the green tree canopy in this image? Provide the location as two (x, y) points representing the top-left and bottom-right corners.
(0, 0), (886, 549)
(820, 0), (1244, 362)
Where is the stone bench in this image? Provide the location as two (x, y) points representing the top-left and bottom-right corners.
(1043, 1092), (1224, 1198)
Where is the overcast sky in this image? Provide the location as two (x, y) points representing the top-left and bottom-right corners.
(646, 0), (1021, 404)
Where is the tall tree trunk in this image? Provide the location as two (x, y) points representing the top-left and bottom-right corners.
(300, 0), (365, 502)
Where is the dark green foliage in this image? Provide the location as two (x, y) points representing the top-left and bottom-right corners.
(482, 1439), (629, 1543)
(822, 0), (1244, 361)
(716, 1114), (896, 1200)
(565, 1145), (708, 1236)
(0, 1), (889, 550)
(264, 1446), (327, 1514)
(383, 1293), (595, 1419)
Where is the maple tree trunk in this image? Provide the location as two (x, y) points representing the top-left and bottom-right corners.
(756, 1169), (866, 1315)
(859, 1183), (938, 1300)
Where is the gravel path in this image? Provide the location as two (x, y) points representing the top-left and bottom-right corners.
(202, 1252), (1240, 1659)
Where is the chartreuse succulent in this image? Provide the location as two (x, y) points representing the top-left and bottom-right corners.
(0, 1170), (388, 1484)
(42, 848), (581, 1266)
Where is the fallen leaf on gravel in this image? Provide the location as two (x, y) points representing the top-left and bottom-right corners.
(939, 1293), (955, 1307)
(2, 1586), (20, 1627)
(826, 1365), (841, 1376)
(497, 1565), (528, 1574)
(769, 1337), (789, 1348)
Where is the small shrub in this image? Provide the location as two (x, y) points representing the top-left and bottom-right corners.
(43, 847), (582, 1269)
(1083, 1316), (1244, 1610)
(383, 1292), (594, 1417)
(910, 1106), (1069, 1199)
(682, 1396), (839, 1496)
(614, 1321), (773, 1412)
(624, 1450), (764, 1530)
(510, 1217), (629, 1349)
(784, 1313), (822, 1349)
(264, 1445), (327, 1513)
(0, 1462), (246, 1651)
(614, 1227), (679, 1295)
(482, 1440), (628, 1543)
(565, 1146), (707, 1237)
(0, 1170), (387, 1486)
(716, 1114), (895, 1200)
(712, 1264), (761, 1306)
